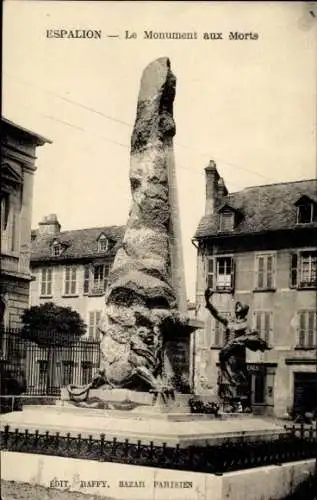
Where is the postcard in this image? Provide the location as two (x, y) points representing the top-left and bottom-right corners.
(1, 1), (316, 499)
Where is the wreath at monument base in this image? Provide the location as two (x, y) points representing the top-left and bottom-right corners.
(189, 397), (220, 416)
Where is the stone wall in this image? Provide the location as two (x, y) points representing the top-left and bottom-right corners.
(1, 452), (315, 500)
(1, 276), (30, 328)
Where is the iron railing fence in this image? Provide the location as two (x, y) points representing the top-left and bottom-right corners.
(0, 328), (100, 397)
(0, 423), (316, 474)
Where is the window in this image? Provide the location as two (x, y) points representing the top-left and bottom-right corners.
(38, 360), (48, 390)
(297, 310), (317, 348)
(1, 193), (10, 231)
(290, 251), (317, 289)
(92, 264), (110, 293)
(207, 256), (234, 292)
(297, 203), (317, 224)
(253, 371), (265, 404)
(83, 265), (90, 294)
(247, 365), (274, 406)
(51, 241), (62, 257)
(11, 212), (17, 251)
(219, 212), (234, 232)
(214, 312), (231, 346)
(61, 361), (74, 386)
(88, 311), (102, 340)
(255, 254), (275, 290)
(41, 268), (53, 296)
(253, 311), (273, 346)
(98, 235), (108, 252)
(64, 266), (77, 295)
(82, 361), (93, 385)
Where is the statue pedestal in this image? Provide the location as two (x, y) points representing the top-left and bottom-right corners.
(60, 387), (194, 415)
(1, 404), (286, 445)
(163, 318), (203, 392)
(133, 393), (192, 414)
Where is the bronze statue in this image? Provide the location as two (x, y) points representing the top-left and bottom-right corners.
(204, 288), (271, 413)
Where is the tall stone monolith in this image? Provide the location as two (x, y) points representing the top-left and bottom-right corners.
(98, 58), (199, 394)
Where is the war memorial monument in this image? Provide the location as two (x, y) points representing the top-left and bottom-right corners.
(1, 57), (316, 500)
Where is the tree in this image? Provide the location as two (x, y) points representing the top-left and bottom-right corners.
(22, 302), (87, 346)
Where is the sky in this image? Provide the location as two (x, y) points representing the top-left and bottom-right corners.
(3, 1), (317, 300)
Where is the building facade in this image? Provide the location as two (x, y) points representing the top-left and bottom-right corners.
(193, 161), (317, 418)
(25, 217), (124, 393)
(30, 216), (124, 340)
(1, 118), (51, 328)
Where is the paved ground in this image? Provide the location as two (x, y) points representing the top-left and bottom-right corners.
(1, 481), (113, 500)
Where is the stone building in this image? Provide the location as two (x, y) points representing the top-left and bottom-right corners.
(30, 216), (124, 340)
(1, 118), (51, 328)
(193, 160), (317, 418)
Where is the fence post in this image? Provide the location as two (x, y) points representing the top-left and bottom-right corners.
(3, 425), (10, 449)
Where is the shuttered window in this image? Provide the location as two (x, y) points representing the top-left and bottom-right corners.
(290, 253), (298, 288)
(253, 311), (273, 346)
(207, 258), (214, 289)
(290, 251), (317, 288)
(41, 268), (53, 296)
(64, 266), (77, 295)
(92, 264), (110, 293)
(297, 310), (317, 348)
(255, 254), (275, 290)
(83, 265), (90, 294)
(88, 311), (102, 340)
(206, 256), (234, 291)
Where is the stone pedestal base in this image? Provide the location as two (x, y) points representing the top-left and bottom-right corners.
(131, 393), (191, 415)
(1, 405), (286, 446)
(61, 387), (153, 406)
(61, 387), (193, 414)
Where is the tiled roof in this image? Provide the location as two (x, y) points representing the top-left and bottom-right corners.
(31, 225), (125, 263)
(195, 179), (317, 238)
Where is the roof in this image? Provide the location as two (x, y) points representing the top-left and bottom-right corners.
(31, 225), (125, 263)
(195, 179), (317, 238)
(2, 117), (52, 145)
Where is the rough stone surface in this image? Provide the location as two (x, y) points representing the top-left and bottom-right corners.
(98, 58), (188, 392)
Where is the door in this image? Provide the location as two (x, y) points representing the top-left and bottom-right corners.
(293, 372), (317, 416)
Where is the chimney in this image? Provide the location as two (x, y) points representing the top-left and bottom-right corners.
(205, 160), (220, 215)
(38, 214), (61, 235)
(217, 177), (228, 205)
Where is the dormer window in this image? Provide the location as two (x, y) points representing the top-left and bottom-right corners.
(220, 212), (235, 232)
(218, 204), (242, 232)
(51, 240), (63, 257)
(97, 234), (108, 252)
(295, 196), (317, 224)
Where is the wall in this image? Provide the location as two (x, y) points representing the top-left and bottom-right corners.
(1, 452), (315, 500)
(30, 263), (106, 336)
(194, 242), (317, 416)
(1, 130), (39, 328)
(1, 277), (30, 328)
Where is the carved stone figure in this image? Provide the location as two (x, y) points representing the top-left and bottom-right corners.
(204, 288), (271, 412)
